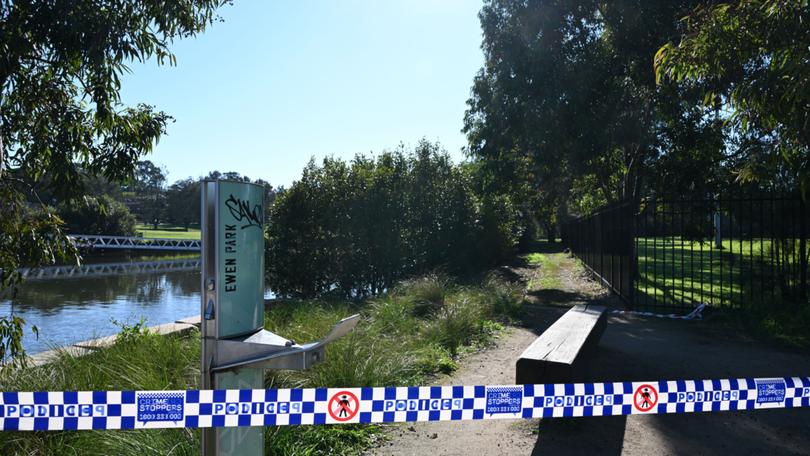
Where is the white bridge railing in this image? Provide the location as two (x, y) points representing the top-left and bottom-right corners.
(69, 234), (201, 252)
(19, 258), (201, 280)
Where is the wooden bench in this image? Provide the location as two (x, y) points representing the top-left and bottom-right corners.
(516, 304), (607, 385)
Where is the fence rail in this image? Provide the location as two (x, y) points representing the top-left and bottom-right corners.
(69, 234), (201, 252)
(18, 258), (201, 281)
(562, 194), (809, 312)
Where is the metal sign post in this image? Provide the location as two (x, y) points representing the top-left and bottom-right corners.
(201, 180), (358, 456)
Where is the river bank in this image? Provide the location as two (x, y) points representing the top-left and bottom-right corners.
(2, 252), (271, 356)
(0, 273), (525, 455)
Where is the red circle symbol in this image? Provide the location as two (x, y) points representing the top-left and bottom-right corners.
(633, 384), (658, 412)
(328, 391), (359, 422)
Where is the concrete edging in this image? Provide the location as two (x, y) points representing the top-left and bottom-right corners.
(25, 315), (201, 367)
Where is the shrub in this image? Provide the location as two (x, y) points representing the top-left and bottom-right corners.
(58, 195), (136, 236)
(266, 140), (524, 299)
(396, 274), (449, 316)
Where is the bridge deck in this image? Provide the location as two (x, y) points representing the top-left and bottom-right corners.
(69, 234), (201, 252)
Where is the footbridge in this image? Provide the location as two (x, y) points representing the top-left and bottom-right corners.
(19, 258), (201, 280)
(69, 234), (201, 252)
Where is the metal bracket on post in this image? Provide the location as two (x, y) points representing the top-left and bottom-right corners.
(212, 314), (360, 373)
(201, 179), (359, 456)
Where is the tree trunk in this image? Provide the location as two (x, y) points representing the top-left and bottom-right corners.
(0, 132), (4, 178)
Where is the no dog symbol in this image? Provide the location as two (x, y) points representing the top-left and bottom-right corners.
(633, 384), (658, 412)
(328, 391), (359, 422)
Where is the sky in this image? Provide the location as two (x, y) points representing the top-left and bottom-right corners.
(120, 0), (486, 187)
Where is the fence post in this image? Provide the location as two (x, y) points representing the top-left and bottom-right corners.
(801, 197), (807, 300)
(630, 199), (637, 308)
(714, 210), (722, 249)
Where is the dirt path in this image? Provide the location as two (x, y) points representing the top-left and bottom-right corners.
(368, 251), (593, 456)
(369, 249), (810, 456)
(367, 325), (542, 456)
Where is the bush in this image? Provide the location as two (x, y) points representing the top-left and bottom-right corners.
(397, 274), (448, 316)
(58, 195), (136, 236)
(266, 140), (523, 299)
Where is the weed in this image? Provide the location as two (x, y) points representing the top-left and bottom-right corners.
(111, 317), (150, 345)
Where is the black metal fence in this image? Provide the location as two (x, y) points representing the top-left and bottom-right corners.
(562, 195), (809, 312)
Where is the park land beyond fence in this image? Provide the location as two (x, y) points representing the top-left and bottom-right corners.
(562, 195), (809, 313)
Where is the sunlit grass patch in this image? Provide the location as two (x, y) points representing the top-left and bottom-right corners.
(526, 252), (565, 290)
(135, 224), (201, 240)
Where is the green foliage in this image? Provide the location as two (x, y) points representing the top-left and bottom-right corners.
(266, 140), (522, 299)
(131, 160), (167, 228)
(655, 0), (810, 192)
(0, 332), (201, 455)
(569, 175), (610, 217)
(0, 0), (230, 363)
(0, 315), (36, 368)
(480, 274), (524, 319)
(58, 194), (137, 236)
(422, 296), (485, 356)
(0, 186), (76, 362)
(526, 252), (564, 291)
(464, 0), (731, 225)
(478, 192), (525, 258)
(164, 178), (201, 229)
(111, 317), (151, 345)
(397, 274), (449, 317)
(0, 274), (522, 455)
(260, 275), (522, 454)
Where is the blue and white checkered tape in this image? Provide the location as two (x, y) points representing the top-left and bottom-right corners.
(1, 376), (808, 431)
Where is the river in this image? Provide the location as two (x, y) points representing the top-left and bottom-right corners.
(1, 253), (273, 355)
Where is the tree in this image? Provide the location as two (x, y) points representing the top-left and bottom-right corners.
(59, 195), (137, 236)
(132, 160), (167, 229)
(0, 0), (229, 363)
(164, 178), (201, 229)
(464, 0), (726, 222)
(204, 171), (276, 223)
(655, 0), (810, 193)
(266, 140), (520, 299)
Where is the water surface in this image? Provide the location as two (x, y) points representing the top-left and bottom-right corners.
(1, 253), (272, 355)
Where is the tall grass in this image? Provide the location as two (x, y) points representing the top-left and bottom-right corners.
(0, 275), (524, 456)
(0, 330), (200, 455)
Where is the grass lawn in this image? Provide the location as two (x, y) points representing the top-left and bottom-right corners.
(636, 237), (806, 309)
(135, 224), (201, 240)
(634, 236), (809, 346)
(0, 275), (524, 455)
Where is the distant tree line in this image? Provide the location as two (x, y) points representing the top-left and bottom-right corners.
(267, 140), (524, 298)
(119, 163), (277, 233)
(21, 162), (277, 236)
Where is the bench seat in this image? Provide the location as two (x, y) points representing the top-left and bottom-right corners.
(516, 304), (607, 384)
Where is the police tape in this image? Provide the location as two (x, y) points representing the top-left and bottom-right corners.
(0, 376), (807, 431)
(611, 303), (707, 320)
